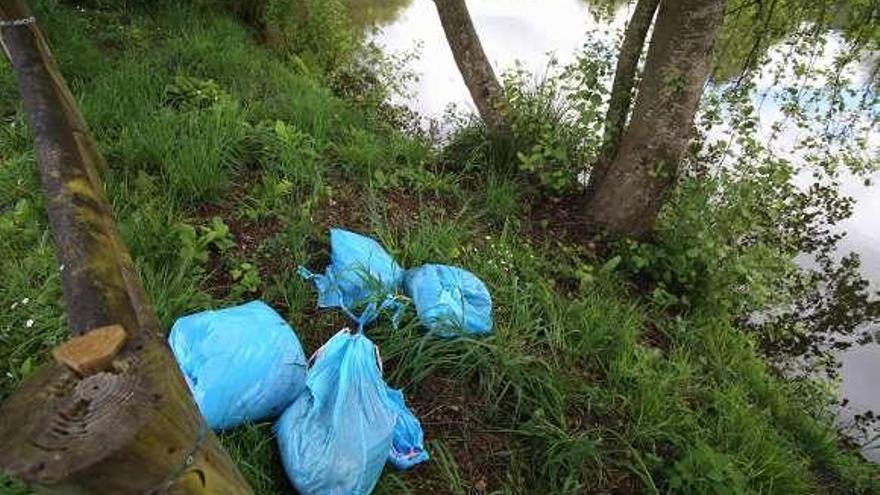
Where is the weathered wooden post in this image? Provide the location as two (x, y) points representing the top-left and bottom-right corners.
(0, 1), (254, 493)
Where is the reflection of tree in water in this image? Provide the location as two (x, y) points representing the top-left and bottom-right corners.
(761, 248), (880, 443)
(753, 252), (880, 372)
(714, 0), (880, 82)
(703, 1), (880, 368)
(342, 0), (413, 30)
(344, 0), (631, 31)
(683, 0), (880, 451)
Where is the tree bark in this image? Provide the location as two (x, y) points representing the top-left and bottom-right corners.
(434, 0), (508, 132)
(586, 0), (726, 237)
(0, 2), (253, 493)
(587, 0), (660, 197)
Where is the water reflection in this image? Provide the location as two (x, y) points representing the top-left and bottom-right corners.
(346, 0), (628, 30)
(833, 171), (880, 461)
(747, 34), (880, 461)
(372, 0), (630, 117)
(345, 0), (412, 29)
(367, 0), (879, 461)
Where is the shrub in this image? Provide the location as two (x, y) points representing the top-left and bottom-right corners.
(442, 39), (614, 195)
(622, 174), (800, 314)
(228, 0), (356, 74)
(667, 443), (750, 495)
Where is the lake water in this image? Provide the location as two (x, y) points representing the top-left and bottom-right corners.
(363, 0), (880, 460)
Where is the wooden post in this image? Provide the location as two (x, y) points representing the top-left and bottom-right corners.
(0, 2), (254, 493)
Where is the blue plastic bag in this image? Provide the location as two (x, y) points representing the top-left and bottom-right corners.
(387, 386), (429, 470)
(404, 264), (493, 336)
(299, 228), (405, 327)
(169, 300), (307, 430)
(276, 329), (399, 494)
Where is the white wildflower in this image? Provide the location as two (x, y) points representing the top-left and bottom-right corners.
(25, 319), (34, 328)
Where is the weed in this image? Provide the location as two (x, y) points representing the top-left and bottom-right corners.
(164, 75), (231, 110)
(242, 176), (295, 221)
(667, 442), (750, 495)
(174, 217), (236, 268)
(230, 262), (263, 299)
(246, 120), (324, 194)
(481, 173), (522, 225)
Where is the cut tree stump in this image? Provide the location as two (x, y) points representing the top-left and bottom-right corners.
(0, 1), (253, 493)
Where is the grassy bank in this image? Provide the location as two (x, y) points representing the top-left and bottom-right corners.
(1, 1), (878, 493)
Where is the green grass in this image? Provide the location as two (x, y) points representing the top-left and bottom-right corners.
(0, 1), (877, 494)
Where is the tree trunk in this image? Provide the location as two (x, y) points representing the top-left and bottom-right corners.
(587, 0), (660, 197)
(586, 0), (726, 237)
(434, 0), (508, 132)
(0, 2), (253, 493)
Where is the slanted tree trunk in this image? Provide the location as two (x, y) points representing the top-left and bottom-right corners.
(586, 0), (726, 237)
(0, 2), (253, 493)
(587, 0), (660, 197)
(434, 0), (508, 132)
